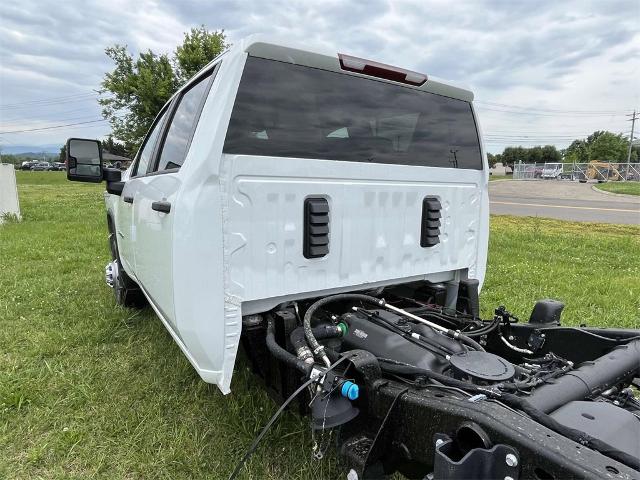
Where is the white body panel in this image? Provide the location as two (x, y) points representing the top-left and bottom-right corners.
(105, 36), (490, 394)
(117, 176), (136, 274)
(0, 164), (20, 223)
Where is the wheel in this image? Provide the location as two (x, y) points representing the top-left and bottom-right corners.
(107, 229), (146, 308)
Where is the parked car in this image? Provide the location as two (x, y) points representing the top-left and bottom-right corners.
(524, 165), (543, 178)
(64, 36), (640, 479)
(19, 160), (39, 170)
(52, 162), (66, 171)
(30, 162), (54, 171)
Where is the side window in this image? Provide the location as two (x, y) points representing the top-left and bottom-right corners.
(155, 70), (213, 172)
(134, 109), (168, 176)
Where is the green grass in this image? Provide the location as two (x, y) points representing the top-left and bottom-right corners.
(488, 174), (509, 181)
(1, 171), (639, 479)
(594, 181), (640, 196)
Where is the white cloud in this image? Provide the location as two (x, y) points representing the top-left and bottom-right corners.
(0, 0), (638, 152)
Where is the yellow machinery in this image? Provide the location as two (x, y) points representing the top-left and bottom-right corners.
(586, 161), (623, 181)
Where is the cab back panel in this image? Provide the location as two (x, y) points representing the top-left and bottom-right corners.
(222, 155), (487, 303)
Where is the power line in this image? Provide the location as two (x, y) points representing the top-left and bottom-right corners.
(0, 119), (107, 134)
(0, 106), (102, 122)
(476, 106), (628, 118)
(0, 114), (105, 130)
(0, 92), (96, 108)
(0, 95), (99, 111)
(485, 133), (593, 138)
(475, 100), (630, 115)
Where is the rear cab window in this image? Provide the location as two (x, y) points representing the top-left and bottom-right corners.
(224, 56), (482, 169)
(131, 64), (218, 177)
(155, 69), (215, 172)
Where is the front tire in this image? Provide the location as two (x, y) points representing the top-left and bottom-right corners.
(107, 230), (146, 308)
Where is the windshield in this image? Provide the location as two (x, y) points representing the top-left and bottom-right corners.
(224, 56), (482, 170)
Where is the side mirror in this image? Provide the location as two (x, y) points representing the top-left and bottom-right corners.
(66, 138), (103, 183)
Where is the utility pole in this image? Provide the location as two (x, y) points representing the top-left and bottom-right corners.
(627, 110), (639, 180)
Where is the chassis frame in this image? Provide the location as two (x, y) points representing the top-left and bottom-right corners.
(242, 311), (640, 480)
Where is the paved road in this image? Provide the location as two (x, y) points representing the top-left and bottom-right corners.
(489, 181), (640, 225)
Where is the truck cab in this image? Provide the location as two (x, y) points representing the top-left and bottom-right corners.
(68, 36), (489, 394)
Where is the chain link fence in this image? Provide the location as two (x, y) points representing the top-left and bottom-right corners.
(512, 162), (640, 181)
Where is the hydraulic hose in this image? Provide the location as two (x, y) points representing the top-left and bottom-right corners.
(465, 316), (501, 337)
(304, 294), (384, 367)
(457, 334), (486, 352)
(378, 360), (640, 471)
(266, 316), (312, 375)
(290, 325), (343, 366)
(305, 294), (485, 367)
(381, 302), (485, 352)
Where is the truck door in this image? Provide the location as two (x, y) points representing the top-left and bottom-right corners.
(132, 71), (214, 330)
(117, 110), (169, 275)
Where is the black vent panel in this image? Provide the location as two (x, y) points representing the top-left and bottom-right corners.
(421, 197), (441, 247)
(304, 197), (330, 258)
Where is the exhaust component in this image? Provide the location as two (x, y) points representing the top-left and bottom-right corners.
(526, 340), (640, 413)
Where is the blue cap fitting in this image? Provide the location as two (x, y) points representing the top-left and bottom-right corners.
(341, 381), (359, 401)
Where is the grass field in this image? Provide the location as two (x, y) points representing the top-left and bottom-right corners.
(594, 181), (640, 196)
(1, 171), (639, 479)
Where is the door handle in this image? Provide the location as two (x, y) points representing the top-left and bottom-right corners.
(123, 195), (134, 204)
(151, 201), (171, 213)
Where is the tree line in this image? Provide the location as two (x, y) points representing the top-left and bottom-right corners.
(488, 131), (638, 168)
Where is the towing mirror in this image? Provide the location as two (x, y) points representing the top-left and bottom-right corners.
(66, 138), (103, 183)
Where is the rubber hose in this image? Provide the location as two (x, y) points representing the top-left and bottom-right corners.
(378, 361), (639, 471)
(458, 334), (486, 352)
(266, 316), (312, 375)
(465, 317), (501, 337)
(303, 293), (384, 364)
(290, 325), (342, 352)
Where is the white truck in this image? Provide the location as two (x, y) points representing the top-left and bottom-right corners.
(541, 162), (563, 179)
(66, 36), (639, 479)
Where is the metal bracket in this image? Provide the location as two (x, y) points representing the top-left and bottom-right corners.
(433, 434), (520, 480)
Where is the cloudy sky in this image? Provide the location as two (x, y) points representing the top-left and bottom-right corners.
(0, 0), (638, 153)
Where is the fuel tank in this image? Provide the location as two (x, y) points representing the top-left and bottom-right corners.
(340, 309), (464, 372)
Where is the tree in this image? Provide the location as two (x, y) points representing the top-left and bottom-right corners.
(526, 146), (543, 164)
(588, 132), (628, 162)
(59, 145), (66, 163)
(500, 146), (527, 168)
(102, 136), (128, 157)
(541, 145), (561, 163)
(563, 139), (589, 163)
(174, 26), (227, 85)
(99, 47), (175, 154)
(99, 27), (228, 154)
(495, 130), (635, 167)
(586, 131), (606, 146)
